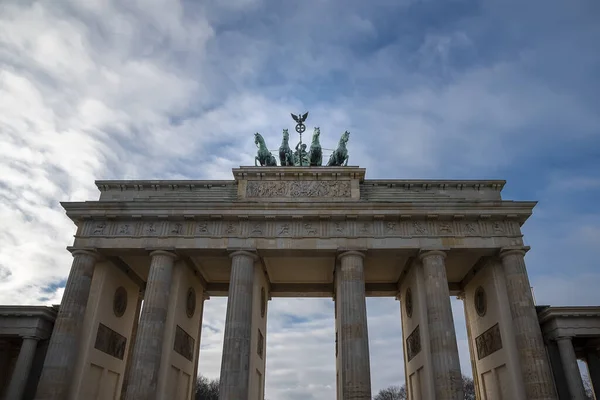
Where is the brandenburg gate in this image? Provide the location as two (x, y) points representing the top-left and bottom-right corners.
(32, 122), (559, 399)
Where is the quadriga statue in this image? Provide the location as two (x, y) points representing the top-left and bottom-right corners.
(327, 131), (350, 166)
(254, 133), (277, 166)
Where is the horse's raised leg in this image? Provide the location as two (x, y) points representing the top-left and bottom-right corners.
(344, 155), (349, 166)
(255, 156), (260, 166)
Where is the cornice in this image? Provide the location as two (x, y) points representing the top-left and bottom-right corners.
(232, 166), (366, 181)
(95, 180), (235, 191)
(538, 306), (600, 324)
(61, 200), (536, 222)
(94, 178), (507, 192)
(0, 305), (58, 322)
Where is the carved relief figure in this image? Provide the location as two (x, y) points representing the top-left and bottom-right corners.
(278, 129), (294, 166)
(118, 224), (130, 235)
(412, 221), (427, 235)
(254, 133), (277, 166)
(145, 223), (157, 235)
(326, 131), (350, 166)
(359, 222), (371, 234)
(246, 180), (351, 198)
(439, 222), (452, 234)
(406, 325), (421, 362)
(93, 222), (106, 234)
(464, 222), (477, 235)
(303, 223), (317, 235)
(492, 221), (504, 233)
(308, 127), (323, 166)
(225, 222), (237, 234)
(171, 223), (183, 234)
(278, 224), (290, 235)
(197, 222), (209, 234)
(386, 222), (397, 233)
(334, 222), (345, 234)
(251, 223), (263, 235)
(476, 323), (502, 360)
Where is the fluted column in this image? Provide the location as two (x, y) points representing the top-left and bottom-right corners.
(191, 293), (209, 397)
(35, 249), (98, 400)
(458, 292), (481, 399)
(336, 251), (371, 400)
(219, 251), (257, 400)
(556, 337), (586, 400)
(5, 335), (40, 400)
(120, 290), (143, 400)
(500, 248), (557, 400)
(419, 250), (463, 400)
(125, 250), (177, 400)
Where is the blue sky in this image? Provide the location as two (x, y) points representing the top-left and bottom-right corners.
(0, 0), (599, 398)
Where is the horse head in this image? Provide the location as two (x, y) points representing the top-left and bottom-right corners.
(282, 129), (289, 141)
(340, 131), (350, 145)
(254, 132), (263, 147)
(312, 127), (320, 143)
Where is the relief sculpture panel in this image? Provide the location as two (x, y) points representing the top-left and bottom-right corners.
(246, 180), (351, 198)
(94, 323), (127, 360)
(406, 325), (421, 362)
(476, 323), (502, 360)
(174, 325), (195, 362)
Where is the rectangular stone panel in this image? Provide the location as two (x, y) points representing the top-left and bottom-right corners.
(174, 325), (195, 362)
(94, 323), (127, 360)
(257, 329), (264, 359)
(476, 323), (503, 360)
(246, 180), (351, 198)
(406, 325), (421, 362)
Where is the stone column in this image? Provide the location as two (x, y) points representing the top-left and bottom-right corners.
(500, 248), (557, 400)
(125, 250), (177, 400)
(191, 293), (208, 397)
(35, 249), (98, 400)
(459, 292), (481, 398)
(586, 350), (600, 398)
(120, 289), (143, 400)
(219, 251), (257, 400)
(336, 251), (371, 400)
(556, 337), (586, 400)
(5, 336), (40, 400)
(419, 250), (463, 400)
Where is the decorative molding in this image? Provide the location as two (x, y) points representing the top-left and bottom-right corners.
(246, 180), (351, 198)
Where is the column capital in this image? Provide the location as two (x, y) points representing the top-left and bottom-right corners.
(149, 249), (178, 259)
(418, 249), (448, 260)
(455, 291), (466, 301)
(556, 336), (574, 342)
(337, 250), (365, 260)
(229, 250), (259, 260)
(499, 246), (530, 258)
(69, 248), (100, 260)
(20, 335), (40, 341)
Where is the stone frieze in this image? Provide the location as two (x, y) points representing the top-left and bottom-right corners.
(82, 218), (521, 239)
(246, 180), (351, 198)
